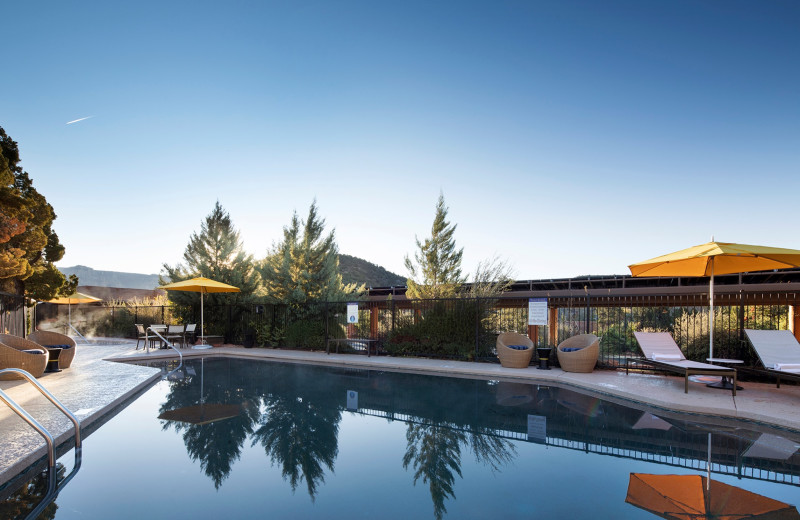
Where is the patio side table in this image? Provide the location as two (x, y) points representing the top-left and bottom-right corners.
(706, 358), (743, 391)
(536, 347), (553, 370)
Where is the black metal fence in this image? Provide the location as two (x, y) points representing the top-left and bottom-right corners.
(34, 291), (799, 368)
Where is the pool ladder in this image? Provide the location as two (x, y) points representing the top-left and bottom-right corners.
(0, 368), (82, 519)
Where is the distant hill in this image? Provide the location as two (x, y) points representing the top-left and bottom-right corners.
(338, 254), (405, 288)
(59, 265), (160, 290)
(60, 255), (405, 292)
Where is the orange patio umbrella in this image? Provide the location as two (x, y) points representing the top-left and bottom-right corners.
(629, 241), (800, 359)
(159, 277), (240, 345)
(626, 473), (800, 519)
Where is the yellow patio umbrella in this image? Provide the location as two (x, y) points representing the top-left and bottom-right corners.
(629, 241), (800, 359)
(46, 291), (102, 340)
(159, 277), (240, 345)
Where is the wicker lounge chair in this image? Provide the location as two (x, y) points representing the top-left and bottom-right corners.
(28, 330), (77, 369)
(496, 332), (534, 368)
(744, 329), (800, 388)
(0, 334), (49, 379)
(628, 332), (737, 396)
(556, 334), (600, 373)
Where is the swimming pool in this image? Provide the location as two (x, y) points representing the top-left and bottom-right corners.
(3, 357), (799, 519)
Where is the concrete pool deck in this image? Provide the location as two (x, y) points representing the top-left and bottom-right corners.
(2, 340), (799, 488)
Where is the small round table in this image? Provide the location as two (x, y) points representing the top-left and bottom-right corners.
(536, 348), (553, 370)
(45, 347), (63, 373)
(705, 358), (743, 391)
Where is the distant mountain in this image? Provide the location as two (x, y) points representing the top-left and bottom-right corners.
(60, 255), (405, 291)
(59, 265), (160, 290)
(338, 254), (405, 288)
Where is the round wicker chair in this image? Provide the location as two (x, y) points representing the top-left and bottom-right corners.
(556, 334), (600, 373)
(29, 330), (77, 369)
(0, 334), (48, 380)
(496, 332), (534, 368)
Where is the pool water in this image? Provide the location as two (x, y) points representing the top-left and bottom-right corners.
(3, 358), (799, 519)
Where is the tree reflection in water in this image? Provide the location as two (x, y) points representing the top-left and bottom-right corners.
(0, 464), (63, 520)
(403, 421), (515, 520)
(251, 362), (342, 500)
(159, 359), (262, 489)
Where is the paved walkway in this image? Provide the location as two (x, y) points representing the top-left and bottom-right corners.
(2, 340), (799, 488)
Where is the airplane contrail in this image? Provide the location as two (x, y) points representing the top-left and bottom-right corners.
(66, 116), (94, 125)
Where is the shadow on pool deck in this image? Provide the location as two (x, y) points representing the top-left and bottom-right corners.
(1, 339), (799, 488)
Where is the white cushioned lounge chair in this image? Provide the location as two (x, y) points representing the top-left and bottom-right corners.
(628, 332), (737, 396)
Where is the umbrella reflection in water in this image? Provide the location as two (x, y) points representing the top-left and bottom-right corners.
(158, 358), (242, 425)
(626, 472), (800, 519)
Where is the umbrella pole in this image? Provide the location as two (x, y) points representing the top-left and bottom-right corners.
(200, 291), (204, 345)
(709, 258), (715, 359)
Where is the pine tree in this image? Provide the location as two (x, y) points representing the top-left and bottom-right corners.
(0, 126), (72, 300)
(162, 201), (258, 306)
(405, 194), (465, 299)
(258, 201), (361, 306)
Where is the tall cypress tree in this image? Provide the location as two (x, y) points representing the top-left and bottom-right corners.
(162, 201), (258, 306)
(405, 194), (465, 299)
(258, 201), (361, 306)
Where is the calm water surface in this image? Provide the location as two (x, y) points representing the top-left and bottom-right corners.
(3, 358), (799, 519)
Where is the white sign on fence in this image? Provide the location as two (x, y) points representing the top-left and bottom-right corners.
(346, 390), (358, 411)
(527, 414), (547, 443)
(528, 298), (548, 326)
(347, 303), (359, 324)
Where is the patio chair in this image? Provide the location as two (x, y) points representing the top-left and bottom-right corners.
(743, 329), (800, 388)
(135, 324), (148, 350)
(28, 330), (77, 369)
(0, 334), (49, 379)
(166, 324), (185, 349)
(629, 332), (737, 396)
(183, 324), (197, 347)
(556, 334), (600, 373)
(496, 332), (534, 368)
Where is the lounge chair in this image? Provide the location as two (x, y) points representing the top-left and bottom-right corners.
(743, 329), (800, 388)
(628, 332), (738, 396)
(496, 332), (534, 368)
(0, 335), (49, 379)
(556, 334), (600, 373)
(28, 330), (77, 369)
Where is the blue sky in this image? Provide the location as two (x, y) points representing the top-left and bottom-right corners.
(4, 1), (799, 281)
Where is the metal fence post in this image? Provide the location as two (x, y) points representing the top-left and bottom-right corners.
(474, 297), (480, 361)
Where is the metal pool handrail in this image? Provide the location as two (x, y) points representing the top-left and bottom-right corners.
(146, 326), (183, 379)
(0, 368), (82, 471)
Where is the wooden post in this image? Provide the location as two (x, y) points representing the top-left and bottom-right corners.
(370, 306), (379, 338)
(528, 325), (539, 345)
(549, 307), (558, 346)
(791, 305), (800, 343)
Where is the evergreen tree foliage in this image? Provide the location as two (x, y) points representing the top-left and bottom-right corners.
(0, 126), (72, 300)
(257, 201), (362, 305)
(162, 201), (259, 306)
(404, 193), (465, 299)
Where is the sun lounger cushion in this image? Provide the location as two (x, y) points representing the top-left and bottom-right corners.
(44, 344), (72, 349)
(508, 345), (529, 350)
(21, 349), (45, 355)
(650, 353), (683, 361)
(561, 347), (582, 352)
(773, 363), (800, 372)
